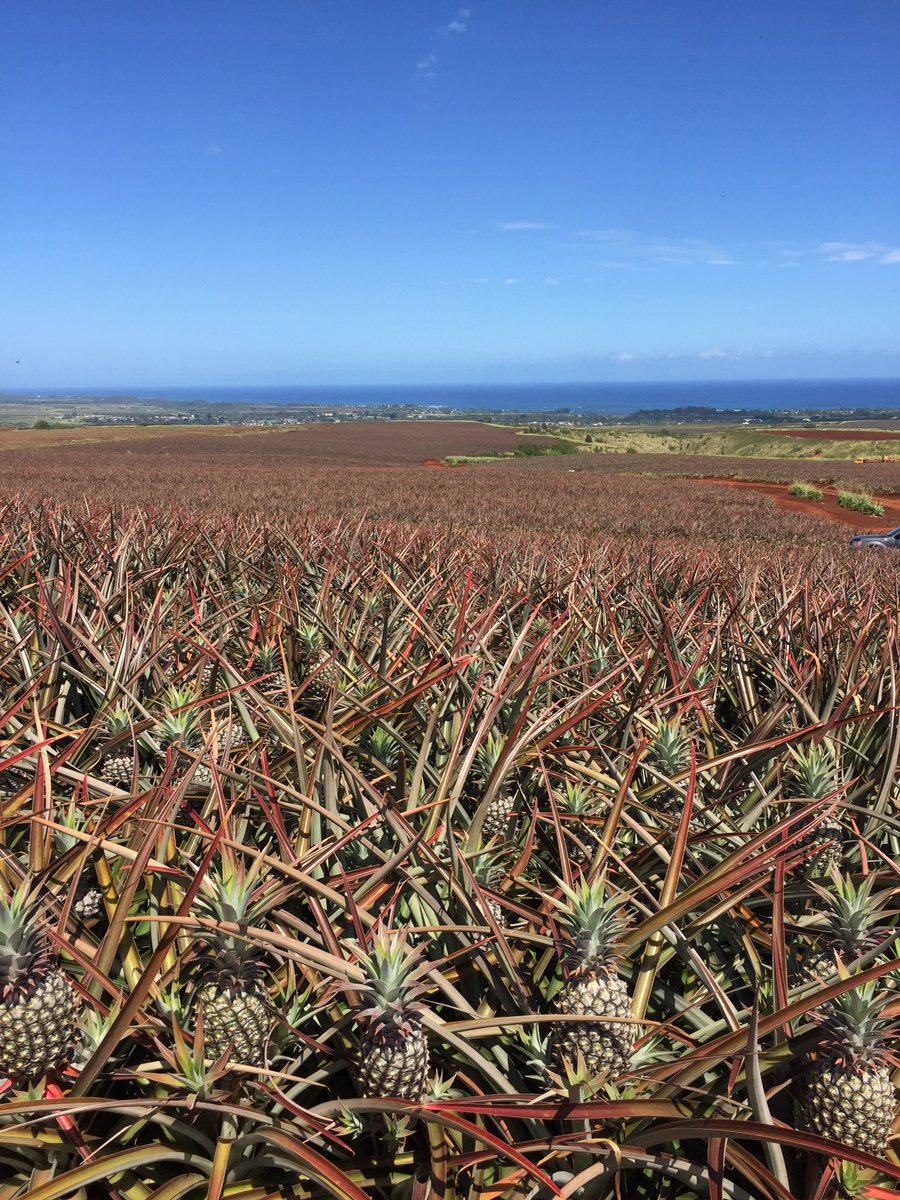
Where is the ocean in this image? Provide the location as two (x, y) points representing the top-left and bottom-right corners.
(3, 378), (899, 415)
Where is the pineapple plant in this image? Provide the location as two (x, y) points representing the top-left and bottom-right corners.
(192, 864), (273, 1066)
(472, 735), (517, 841)
(800, 981), (897, 1156)
(254, 643), (286, 695)
(351, 932), (430, 1101)
(793, 875), (889, 998)
(472, 855), (508, 927)
(101, 704), (136, 787)
(155, 689), (212, 790)
(296, 623), (336, 708)
(0, 884), (79, 1079)
(790, 745), (844, 877)
(360, 725), (400, 773)
(547, 881), (636, 1080)
(558, 780), (604, 866)
(642, 719), (689, 815)
(54, 811), (104, 923)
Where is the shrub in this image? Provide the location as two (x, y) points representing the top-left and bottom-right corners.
(788, 482), (824, 501)
(837, 489), (884, 516)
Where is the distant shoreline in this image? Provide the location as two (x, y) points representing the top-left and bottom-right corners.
(0, 377), (898, 423)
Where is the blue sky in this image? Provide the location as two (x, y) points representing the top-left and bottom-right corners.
(1, 1), (898, 386)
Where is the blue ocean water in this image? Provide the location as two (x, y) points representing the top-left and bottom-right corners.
(3, 379), (899, 415)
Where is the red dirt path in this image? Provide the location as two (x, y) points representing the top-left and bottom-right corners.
(686, 478), (900, 530)
(763, 428), (900, 441)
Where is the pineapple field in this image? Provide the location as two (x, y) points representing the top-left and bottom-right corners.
(0, 488), (899, 1200)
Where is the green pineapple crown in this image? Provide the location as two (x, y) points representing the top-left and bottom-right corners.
(0, 884), (53, 997)
(104, 704), (132, 739)
(647, 719), (690, 774)
(553, 880), (629, 973)
(472, 734), (508, 784)
(254, 643), (281, 672)
(297, 623), (323, 656)
(812, 875), (891, 958)
(558, 780), (597, 817)
(362, 725), (400, 768)
(352, 931), (429, 1032)
(791, 745), (838, 799)
(156, 710), (200, 751)
(815, 980), (897, 1068)
(194, 861), (268, 982)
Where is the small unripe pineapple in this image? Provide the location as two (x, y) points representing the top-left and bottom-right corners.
(642, 720), (689, 815)
(472, 736), (518, 842)
(295, 624), (336, 709)
(101, 705), (136, 786)
(254, 644), (286, 696)
(789, 746), (844, 877)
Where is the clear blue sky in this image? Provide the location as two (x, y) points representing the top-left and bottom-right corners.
(2, 1), (898, 386)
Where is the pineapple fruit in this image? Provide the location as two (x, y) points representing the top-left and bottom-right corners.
(353, 932), (430, 1101)
(642, 719), (689, 815)
(790, 746), (844, 877)
(296, 623), (336, 708)
(155, 689), (212, 790)
(472, 736), (517, 841)
(193, 865), (272, 1066)
(793, 876), (888, 1000)
(0, 885), (79, 1079)
(254, 644), (286, 696)
(558, 780), (603, 866)
(101, 704), (136, 787)
(547, 881), (636, 1080)
(801, 982), (897, 1156)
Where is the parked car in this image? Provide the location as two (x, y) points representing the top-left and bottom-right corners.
(850, 527), (900, 550)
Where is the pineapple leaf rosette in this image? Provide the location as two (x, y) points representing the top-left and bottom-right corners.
(342, 931), (431, 1103)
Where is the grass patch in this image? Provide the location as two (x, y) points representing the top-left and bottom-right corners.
(837, 489), (884, 516)
(788, 482), (824, 501)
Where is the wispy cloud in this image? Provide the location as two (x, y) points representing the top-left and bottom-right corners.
(543, 276), (560, 286)
(573, 229), (737, 266)
(201, 144), (222, 156)
(439, 6), (470, 36)
(417, 7), (471, 76)
(496, 220), (551, 232)
(819, 241), (900, 265)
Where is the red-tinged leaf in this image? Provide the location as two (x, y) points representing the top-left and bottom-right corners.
(14, 1146), (203, 1200)
(632, 1119), (900, 1180)
(243, 1126), (372, 1200)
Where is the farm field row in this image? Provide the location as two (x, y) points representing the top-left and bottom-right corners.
(0, 496), (897, 1195)
(0, 427), (858, 546)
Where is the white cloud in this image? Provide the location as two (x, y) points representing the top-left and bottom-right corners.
(416, 53), (437, 75)
(543, 276), (559, 286)
(699, 347), (730, 360)
(440, 7), (470, 35)
(609, 352), (635, 362)
(202, 144), (222, 156)
(574, 230), (736, 266)
(503, 277), (518, 285)
(819, 241), (900, 264)
(496, 220), (550, 231)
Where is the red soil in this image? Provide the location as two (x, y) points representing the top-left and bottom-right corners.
(686, 478), (900, 530)
(763, 429), (900, 441)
